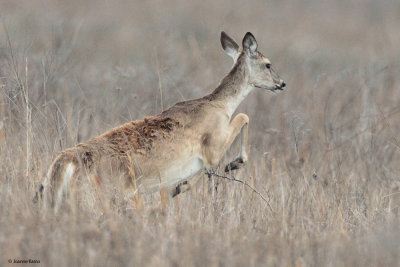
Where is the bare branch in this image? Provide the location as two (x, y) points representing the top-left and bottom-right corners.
(206, 170), (275, 215)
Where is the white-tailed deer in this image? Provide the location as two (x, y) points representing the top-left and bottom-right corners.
(38, 32), (285, 211)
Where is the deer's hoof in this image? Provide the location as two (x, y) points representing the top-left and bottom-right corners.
(225, 158), (245, 172)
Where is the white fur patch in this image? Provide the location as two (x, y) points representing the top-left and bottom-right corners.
(225, 84), (254, 118)
(55, 162), (75, 212)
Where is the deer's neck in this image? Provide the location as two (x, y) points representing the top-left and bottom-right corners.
(206, 59), (254, 118)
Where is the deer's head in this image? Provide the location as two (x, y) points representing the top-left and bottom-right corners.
(221, 31), (286, 92)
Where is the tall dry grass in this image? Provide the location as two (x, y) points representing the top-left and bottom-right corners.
(0, 0), (399, 266)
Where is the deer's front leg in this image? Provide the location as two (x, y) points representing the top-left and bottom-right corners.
(224, 113), (249, 172)
(202, 113), (249, 171)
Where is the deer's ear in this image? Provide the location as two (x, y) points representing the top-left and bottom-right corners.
(242, 32), (257, 56)
(220, 31), (239, 60)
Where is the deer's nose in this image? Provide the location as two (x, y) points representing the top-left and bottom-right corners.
(281, 82), (286, 88)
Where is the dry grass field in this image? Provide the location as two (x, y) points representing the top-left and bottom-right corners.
(1, 0), (400, 266)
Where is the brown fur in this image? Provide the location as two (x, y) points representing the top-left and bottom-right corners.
(45, 115), (182, 205)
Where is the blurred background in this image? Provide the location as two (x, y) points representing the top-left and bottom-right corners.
(0, 0), (399, 266)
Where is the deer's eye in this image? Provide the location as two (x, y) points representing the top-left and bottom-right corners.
(266, 63), (271, 69)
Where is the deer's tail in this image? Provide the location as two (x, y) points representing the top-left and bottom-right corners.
(35, 152), (77, 212)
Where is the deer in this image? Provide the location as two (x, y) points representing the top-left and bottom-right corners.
(38, 32), (285, 212)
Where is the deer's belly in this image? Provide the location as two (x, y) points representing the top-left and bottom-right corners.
(162, 156), (204, 186)
(139, 156), (204, 192)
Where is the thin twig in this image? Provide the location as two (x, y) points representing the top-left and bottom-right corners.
(25, 57), (31, 178)
(155, 51), (163, 112)
(206, 170), (274, 215)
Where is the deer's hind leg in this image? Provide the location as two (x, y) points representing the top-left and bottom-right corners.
(170, 172), (204, 197)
